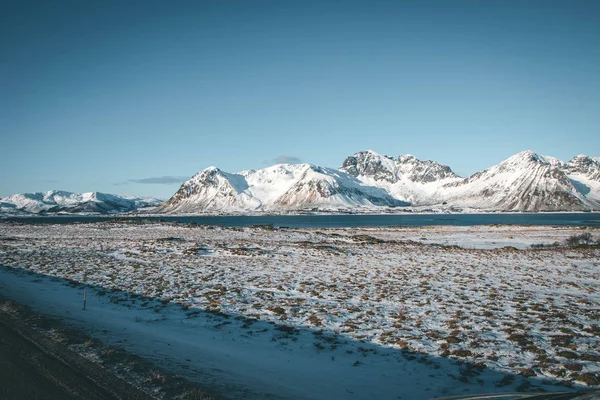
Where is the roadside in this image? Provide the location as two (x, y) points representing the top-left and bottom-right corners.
(0, 297), (218, 400)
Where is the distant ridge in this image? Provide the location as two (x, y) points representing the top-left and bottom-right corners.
(0, 190), (162, 215)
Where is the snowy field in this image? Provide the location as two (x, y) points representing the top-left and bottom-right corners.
(1, 221), (599, 399)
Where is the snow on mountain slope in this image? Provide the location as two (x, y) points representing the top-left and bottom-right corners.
(272, 164), (406, 209)
(340, 150), (461, 204)
(160, 150), (600, 214)
(564, 155), (600, 205)
(339, 150), (600, 211)
(240, 164), (316, 207)
(157, 167), (263, 213)
(158, 163), (408, 214)
(567, 155), (600, 179)
(340, 150), (400, 183)
(442, 151), (597, 211)
(9, 150), (596, 216)
(0, 190), (163, 215)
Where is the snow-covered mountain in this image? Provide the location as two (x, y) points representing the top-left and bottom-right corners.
(439, 151), (597, 211)
(338, 150), (600, 212)
(0, 190), (163, 215)
(340, 150), (461, 204)
(562, 155), (600, 205)
(11, 150), (595, 216)
(157, 163), (408, 213)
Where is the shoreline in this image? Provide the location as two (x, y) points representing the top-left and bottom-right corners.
(2, 209), (600, 218)
(2, 213), (600, 230)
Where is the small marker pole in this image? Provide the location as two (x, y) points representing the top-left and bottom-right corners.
(83, 287), (87, 311)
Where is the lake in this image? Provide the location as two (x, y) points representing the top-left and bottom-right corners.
(2, 213), (600, 227)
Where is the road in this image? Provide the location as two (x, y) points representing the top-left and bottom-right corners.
(0, 307), (154, 400)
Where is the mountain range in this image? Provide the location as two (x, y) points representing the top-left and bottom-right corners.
(158, 150), (600, 213)
(2, 150), (599, 215)
(0, 191), (162, 215)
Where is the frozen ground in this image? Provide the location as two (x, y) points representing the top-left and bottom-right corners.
(1, 222), (599, 399)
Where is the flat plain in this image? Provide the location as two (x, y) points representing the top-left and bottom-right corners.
(1, 221), (599, 399)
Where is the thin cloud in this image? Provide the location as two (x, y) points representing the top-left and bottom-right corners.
(270, 155), (303, 165)
(114, 176), (189, 186)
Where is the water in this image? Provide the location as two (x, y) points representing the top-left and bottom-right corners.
(2, 213), (599, 227)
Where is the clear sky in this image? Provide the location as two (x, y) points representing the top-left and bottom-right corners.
(2, 0), (599, 199)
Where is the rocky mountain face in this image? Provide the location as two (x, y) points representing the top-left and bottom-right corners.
(337, 150), (600, 212)
(157, 167), (262, 213)
(0, 190), (162, 215)
(157, 163), (407, 214)
(565, 155), (600, 180)
(561, 155), (600, 207)
(341, 151), (399, 183)
(271, 165), (406, 210)
(441, 151), (597, 211)
(341, 150), (459, 184)
(340, 150), (461, 205)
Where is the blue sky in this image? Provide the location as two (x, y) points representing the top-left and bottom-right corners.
(2, 0), (599, 199)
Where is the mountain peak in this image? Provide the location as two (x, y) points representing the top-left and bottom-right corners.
(363, 149), (394, 159)
(341, 150), (459, 186)
(340, 150), (398, 183)
(187, 166), (226, 182)
(397, 154), (417, 161)
(500, 151), (563, 169)
(509, 150), (545, 163)
(44, 189), (74, 197)
(200, 166), (221, 174)
(566, 154), (600, 180)
(571, 154), (599, 164)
